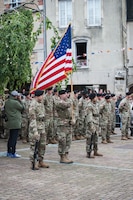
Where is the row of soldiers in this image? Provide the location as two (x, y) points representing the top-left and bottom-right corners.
(0, 88), (117, 145)
(1, 87), (133, 168)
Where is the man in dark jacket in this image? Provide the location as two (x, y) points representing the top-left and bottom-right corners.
(5, 90), (24, 158)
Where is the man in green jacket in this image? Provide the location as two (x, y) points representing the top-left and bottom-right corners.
(5, 90), (24, 158)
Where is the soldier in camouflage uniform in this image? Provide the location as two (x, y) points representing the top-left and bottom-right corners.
(119, 92), (132, 140)
(70, 90), (79, 140)
(110, 94), (117, 134)
(29, 90), (49, 170)
(43, 87), (56, 144)
(21, 91), (32, 143)
(78, 91), (88, 139)
(55, 90), (73, 164)
(99, 95), (113, 144)
(86, 93), (103, 158)
(53, 88), (59, 143)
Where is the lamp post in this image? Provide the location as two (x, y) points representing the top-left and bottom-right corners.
(43, 0), (47, 60)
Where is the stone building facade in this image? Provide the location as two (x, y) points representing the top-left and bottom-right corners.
(1, 0), (133, 95)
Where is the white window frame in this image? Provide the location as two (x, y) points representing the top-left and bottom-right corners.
(9, 0), (22, 8)
(73, 37), (91, 69)
(87, 0), (102, 27)
(58, 0), (72, 28)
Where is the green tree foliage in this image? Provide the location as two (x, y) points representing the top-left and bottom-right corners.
(0, 8), (41, 93)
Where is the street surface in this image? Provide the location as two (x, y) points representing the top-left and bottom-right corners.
(0, 128), (133, 200)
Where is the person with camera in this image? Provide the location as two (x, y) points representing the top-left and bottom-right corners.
(5, 90), (24, 158)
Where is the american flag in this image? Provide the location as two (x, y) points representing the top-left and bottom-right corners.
(31, 24), (72, 92)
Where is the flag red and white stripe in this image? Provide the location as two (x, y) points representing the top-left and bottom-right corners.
(30, 24), (72, 93)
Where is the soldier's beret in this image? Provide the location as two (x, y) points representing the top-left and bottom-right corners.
(66, 89), (70, 93)
(59, 90), (66, 95)
(102, 93), (106, 97)
(97, 93), (102, 97)
(126, 92), (131, 96)
(53, 88), (57, 93)
(34, 90), (44, 96)
(105, 95), (111, 99)
(74, 90), (79, 94)
(47, 87), (53, 91)
(24, 91), (30, 96)
(82, 90), (87, 95)
(111, 93), (115, 97)
(89, 93), (96, 100)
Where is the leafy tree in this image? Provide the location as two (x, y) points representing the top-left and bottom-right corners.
(0, 8), (41, 93)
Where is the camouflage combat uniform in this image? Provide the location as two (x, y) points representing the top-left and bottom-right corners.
(119, 97), (131, 139)
(99, 99), (112, 143)
(29, 98), (46, 164)
(78, 97), (87, 138)
(71, 95), (79, 139)
(43, 93), (55, 143)
(21, 97), (31, 142)
(55, 97), (73, 163)
(86, 100), (102, 157)
(110, 97), (116, 133)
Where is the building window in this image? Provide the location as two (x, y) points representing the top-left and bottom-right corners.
(4, 0), (22, 8)
(73, 38), (91, 69)
(127, 0), (133, 21)
(87, 0), (102, 26)
(59, 0), (72, 28)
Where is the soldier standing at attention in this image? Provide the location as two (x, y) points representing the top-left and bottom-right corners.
(43, 87), (56, 144)
(29, 90), (49, 170)
(110, 94), (117, 134)
(71, 90), (79, 140)
(55, 90), (73, 164)
(99, 94), (113, 144)
(21, 91), (32, 144)
(119, 92), (132, 140)
(86, 93), (103, 158)
(78, 91), (88, 140)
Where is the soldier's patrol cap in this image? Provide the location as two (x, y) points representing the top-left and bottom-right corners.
(34, 90), (44, 97)
(105, 95), (111, 99)
(126, 92), (131, 96)
(89, 93), (97, 100)
(59, 90), (66, 95)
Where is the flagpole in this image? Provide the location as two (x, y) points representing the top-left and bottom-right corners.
(70, 74), (75, 124)
(43, 0), (47, 60)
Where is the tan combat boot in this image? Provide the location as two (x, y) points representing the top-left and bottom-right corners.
(65, 153), (73, 164)
(94, 151), (103, 156)
(75, 135), (81, 140)
(101, 140), (108, 144)
(107, 139), (114, 143)
(60, 155), (73, 164)
(121, 136), (127, 140)
(38, 161), (49, 168)
(86, 152), (95, 158)
(31, 162), (39, 170)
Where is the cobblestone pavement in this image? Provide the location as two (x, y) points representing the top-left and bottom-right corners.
(0, 128), (133, 200)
